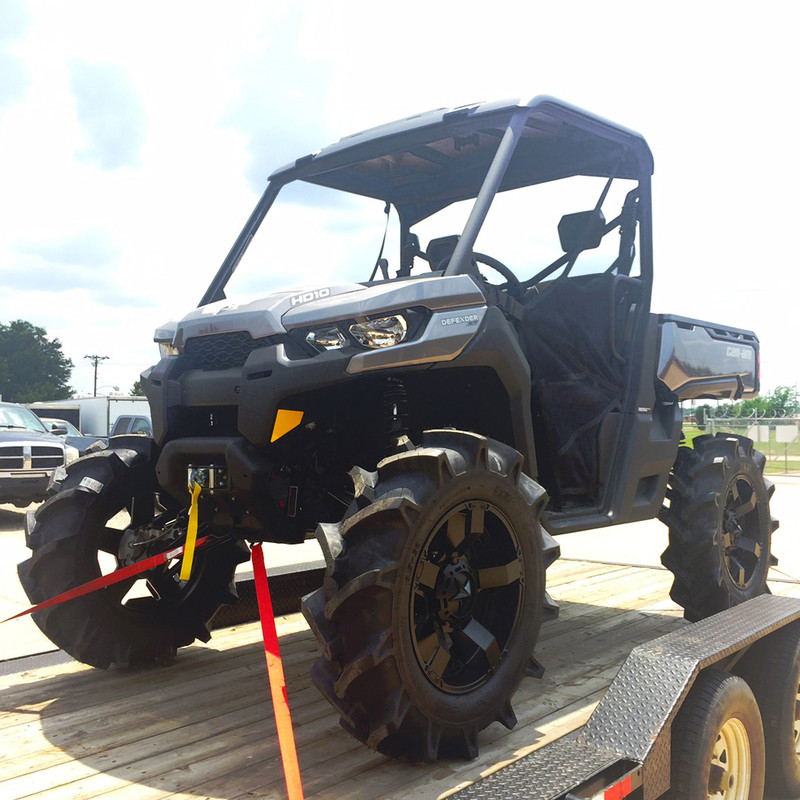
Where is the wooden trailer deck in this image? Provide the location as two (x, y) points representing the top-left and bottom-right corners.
(3, 559), (799, 800)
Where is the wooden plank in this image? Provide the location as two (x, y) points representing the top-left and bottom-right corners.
(0, 561), (737, 800)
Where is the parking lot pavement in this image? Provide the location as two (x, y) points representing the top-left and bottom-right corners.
(2, 475), (799, 664)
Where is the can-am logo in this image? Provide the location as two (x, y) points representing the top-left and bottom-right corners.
(440, 313), (480, 327)
(290, 288), (331, 307)
(726, 345), (750, 359)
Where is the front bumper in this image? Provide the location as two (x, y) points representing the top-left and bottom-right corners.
(0, 472), (52, 505)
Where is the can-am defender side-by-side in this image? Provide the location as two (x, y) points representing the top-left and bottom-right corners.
(19, 96), (777, 761)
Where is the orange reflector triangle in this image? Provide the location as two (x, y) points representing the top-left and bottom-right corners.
(271, 409), (304, 442)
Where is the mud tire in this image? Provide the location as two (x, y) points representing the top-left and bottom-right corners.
(301, 430), (559, 761)
(17, 444), (248, 669)
(660, 433), (778, 623)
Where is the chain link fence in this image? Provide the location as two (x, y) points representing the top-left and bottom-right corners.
(693, 416), (800, 474)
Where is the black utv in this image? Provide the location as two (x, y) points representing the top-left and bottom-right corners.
(19, 95), (776, 761)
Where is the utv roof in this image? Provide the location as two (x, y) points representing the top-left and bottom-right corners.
(269, 95), (653, 224)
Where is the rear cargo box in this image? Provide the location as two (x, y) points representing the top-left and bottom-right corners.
(657, 314), (759, 401)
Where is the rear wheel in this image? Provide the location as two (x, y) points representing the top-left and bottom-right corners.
(660, 434), (777, 622)
(670, 669), (765, 800)
(301, 430), (559, 761)
(18, 444), (249, 669)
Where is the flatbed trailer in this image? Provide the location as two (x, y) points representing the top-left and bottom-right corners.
(3, 559), (800, 800)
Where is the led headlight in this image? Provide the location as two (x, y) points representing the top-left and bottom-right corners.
(305, 325), (346, 350)
(349, 315), (408, 349)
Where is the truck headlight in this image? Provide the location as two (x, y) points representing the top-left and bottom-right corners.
(349, 315), (408, 349)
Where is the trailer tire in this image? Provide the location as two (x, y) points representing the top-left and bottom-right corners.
(739, 621), (800, 796)
(660, 434), (777, 622)
(301, 430), (558, 762)
(670, 669), (765, 800)
(17, 446), (248, 669)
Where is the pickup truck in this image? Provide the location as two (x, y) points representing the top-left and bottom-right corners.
(0, 402), (72, 507)
(109, 414), (152, 437)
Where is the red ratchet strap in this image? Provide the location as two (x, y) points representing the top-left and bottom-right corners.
(2, 536), (209, 623)
(251, 543), (305, 800)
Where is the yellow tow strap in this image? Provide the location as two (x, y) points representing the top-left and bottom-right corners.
(180, 482), (202, 581)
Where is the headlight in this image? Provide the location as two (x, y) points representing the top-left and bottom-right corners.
(349, 315), (408, 349)
(305, 325), (347, 351)
(154, 321), (179, 358)
(65, 445), (80, 465)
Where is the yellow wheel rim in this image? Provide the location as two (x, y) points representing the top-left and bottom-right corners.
(707, 717), (750, 800)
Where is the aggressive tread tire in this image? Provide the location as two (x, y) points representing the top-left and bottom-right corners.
(301, 430), (559, 761)
(17, 445), (248, 669)
(660, 433), (778, 622)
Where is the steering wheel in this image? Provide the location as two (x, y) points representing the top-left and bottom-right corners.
(473, 252), (523, 300)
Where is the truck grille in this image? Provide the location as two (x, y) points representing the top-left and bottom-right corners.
(32, 446), (64, 469)
(184, 332), (277, 371)
(0, 446), (24, 470)
(0, 445), (63, 470)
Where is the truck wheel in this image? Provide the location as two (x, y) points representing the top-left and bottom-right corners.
(17, 445), (248, 669)
(739, 621), (800, 796)
(301, 430), (559, 761)
(660, 434), (777, 622)
(671, 669), (765, 800)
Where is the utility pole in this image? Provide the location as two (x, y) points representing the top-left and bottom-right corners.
(84, 354), (109, 397)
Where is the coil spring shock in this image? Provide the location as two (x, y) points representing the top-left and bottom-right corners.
(383, 377), (411, 453)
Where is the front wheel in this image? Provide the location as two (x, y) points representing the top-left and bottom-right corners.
(670, 669), (765, 800)
(301, 430), (559, 761)
(18, 444), (249, 669)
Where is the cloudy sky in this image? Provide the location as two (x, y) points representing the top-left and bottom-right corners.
(0, 1), (796, 397)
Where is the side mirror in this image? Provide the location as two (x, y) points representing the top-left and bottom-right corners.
(50, 424), (68, 436)
(426, 235), (461, 270)
(558, 209), (606, 253)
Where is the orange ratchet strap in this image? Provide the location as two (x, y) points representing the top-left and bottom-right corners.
(251, 543), (305, 800)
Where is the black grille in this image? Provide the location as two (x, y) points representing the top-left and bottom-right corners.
(32, 447), (64, 469)
(184, 331), (276, 371)
(0, 446), (24, 470)
(0, 445), (63, 470)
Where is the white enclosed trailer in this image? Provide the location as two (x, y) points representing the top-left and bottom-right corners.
(29, 395), (150, 436)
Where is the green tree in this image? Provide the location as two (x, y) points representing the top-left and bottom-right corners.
(130, 379), (144, 396)
(0, 320), (73, 402)
(763, 385), (799, 417)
